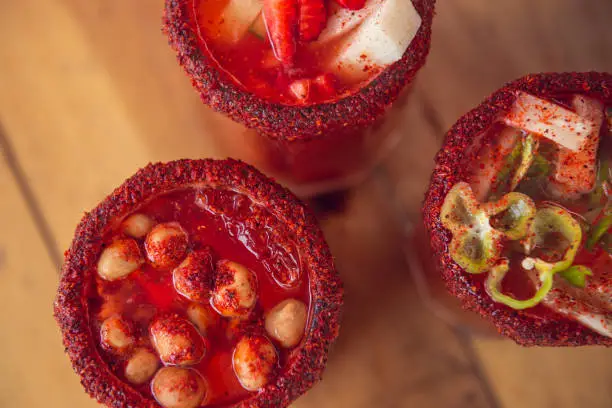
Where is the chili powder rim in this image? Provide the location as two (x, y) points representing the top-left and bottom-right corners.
(163, 0), (435, 142)
(54, 159), (344, 407)
(423, 71), (612, 347)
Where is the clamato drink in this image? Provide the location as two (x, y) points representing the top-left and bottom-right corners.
(423, 72), (612, 346)
(164, 0), (435, 195)
(54, 159), (343, 407)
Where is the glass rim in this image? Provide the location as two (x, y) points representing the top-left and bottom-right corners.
(163, 0), (436, 141)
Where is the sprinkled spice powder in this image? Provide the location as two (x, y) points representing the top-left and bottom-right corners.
(54, 159), (343, 407)
(423, 72), (612, 347)
(164, 0), (436, 193)
(163, 0), (435, 141)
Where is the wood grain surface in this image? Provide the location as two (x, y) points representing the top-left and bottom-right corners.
(0, 0), (610, 407)
(0, 144), (98, 407)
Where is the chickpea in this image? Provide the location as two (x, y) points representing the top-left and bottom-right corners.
(122, 213), (155, 238)
(186, 303), (217, 335)
(150, 314), (205, 366)
(100, 315), (134, 353)
(151, 367), (207, 408)
(145, 222), (188, 268)
(232, 335), (278, 391)
(97, 239), (143, 281)
(173, 250), (214, 302)
(125, 348), (159, 385)
(212, 260), (257, 317)
(265, 299), (308, 348)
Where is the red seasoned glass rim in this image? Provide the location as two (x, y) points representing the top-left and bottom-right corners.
(53, 159), (344, 407)
(163, 0), (435, 142)
(423, 72), (612, 347)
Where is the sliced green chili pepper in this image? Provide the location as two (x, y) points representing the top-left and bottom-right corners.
(586, 207), (612, 250)
(440, 182), (481, 234)
(441, 183), (535, 274)
(510, 133), (538, 192)
(491, 139), (523, 198)
(559, 265), (593, 288)
(486, 206), (582, 310)
(484, 192), (536, 241)
(448, 226), (504, 274)
(441, 183), (504, 274)
(524, 206), (583, 274)
(442, 185), (587, 310)
(490, 133), (538, 198)
(526, 154), (551, 178)
(485, 260), (554, 310)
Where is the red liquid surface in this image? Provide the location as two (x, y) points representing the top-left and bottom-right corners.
(193, 0), (381, 105)
(411, 225), (566, 333)
(88, 187), (310, 406)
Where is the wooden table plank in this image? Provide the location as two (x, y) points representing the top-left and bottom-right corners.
(0, 0), (610, 408)
(384, 3), (612, 408)
(0, 0), (229, 251)
(294, 179), (493, 408)
(0, 1), (495, 406)
(0, 0), (154, 250)
(409, 0), (612, 133)
(0, 148), (99, 407)
(473, 339), (612, 408)
(387, 0), (612, 211)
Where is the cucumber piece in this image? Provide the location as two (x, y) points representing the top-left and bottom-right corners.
(328, 0), (422, 80)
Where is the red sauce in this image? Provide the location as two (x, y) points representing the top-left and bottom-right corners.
(192, 0), (382, 105)
(88, 187), (310, 406)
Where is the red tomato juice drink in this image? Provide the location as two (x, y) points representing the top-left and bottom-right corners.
(54, 159), (343, 408)
(164, 0), (435, 195)
(423, 72), (612, 346)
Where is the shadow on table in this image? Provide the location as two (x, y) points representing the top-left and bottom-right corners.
(295, 177), (495, 408)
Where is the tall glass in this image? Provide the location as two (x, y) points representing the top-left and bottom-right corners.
(419, 72), (612, 345)
(164, 0), (435, 196)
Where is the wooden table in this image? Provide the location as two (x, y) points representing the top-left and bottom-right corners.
(0, 1), (610, 407)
